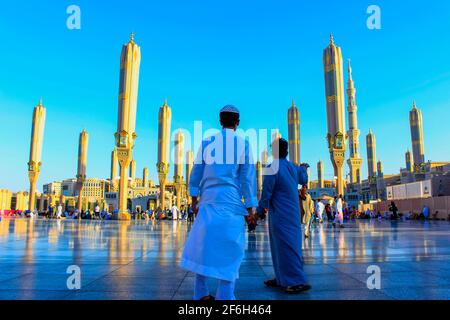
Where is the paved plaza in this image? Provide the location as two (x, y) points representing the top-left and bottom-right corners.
(1, 218), (450, 300)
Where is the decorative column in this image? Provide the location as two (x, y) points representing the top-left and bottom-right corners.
(405, 149), (413, 173)
(288, 99), (300, 165)
(174, 129), (185, 209)
(346, 60), (363, 184)
(323, 35), (347, 197)
(28, 98), (46, 212)
(115, 33), (141, 220)
(129, 159), (136, 187)
(185, 150), (194, 204)
(143, 167), (149, 188)
(157, 99), (172, 210)
(76, 130), (89, 211)
(317, 160), (324, 188)
(409, 102), (425, 173)
(366, 129), (378, 200)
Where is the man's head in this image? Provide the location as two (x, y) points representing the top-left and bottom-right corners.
(220, 105), (240, 129)
(272, 138), (289, 159)
(301, 184), (308, 196)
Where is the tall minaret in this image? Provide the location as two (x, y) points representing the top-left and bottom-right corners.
(111, 148), (118, 180)
(409, 101), (425, 172)
(288, 100), (300, 165)
(256, 161), (263, 199)
(28, 98), (46, 211)
(186, 150), (194, 204)
(346, 60), (362, 184)
(76, 130), (89, 211)
(377, 160), (384, 177)
(174, 129), (185, 209)
(405, 149), (413, 173)
(317, 160), (324, 188)
(157, 99), (172, 210)
(366, 129), (377, 180)
(129, 160), (136, 180)
(110, 148), (118, 192)
(143, 167), (149, 187)
(115, 33), (141, 220)
(323, 35), (347, 196)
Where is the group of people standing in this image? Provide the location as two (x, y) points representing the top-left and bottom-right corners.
(179, 105), (317, 300)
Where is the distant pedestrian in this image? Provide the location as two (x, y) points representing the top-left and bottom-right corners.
(333, 195), (344, 228)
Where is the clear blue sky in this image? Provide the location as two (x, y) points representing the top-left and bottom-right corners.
(1, 0), (450, 192)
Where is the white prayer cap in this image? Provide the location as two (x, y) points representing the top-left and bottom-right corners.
(220, 105), (240, 114)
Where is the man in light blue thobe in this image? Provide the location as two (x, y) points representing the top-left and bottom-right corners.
(180, 105), (258, 301)
(259, 138), (311, 294)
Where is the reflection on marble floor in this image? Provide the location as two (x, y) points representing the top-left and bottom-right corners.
(1, 218), (450, 300)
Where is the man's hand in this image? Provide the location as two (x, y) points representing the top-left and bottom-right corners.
(245, 207), (257, 225)
(192, 197), (199, 215)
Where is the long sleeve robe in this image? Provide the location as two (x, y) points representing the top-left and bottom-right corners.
(180, 129), (257, 282)
(259, 158), (309, 287)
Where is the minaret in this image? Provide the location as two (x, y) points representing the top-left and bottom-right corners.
(376, 160), (386, 200)
(110, 148), (118, 192)
(111, 148), (118, 180)
(366, 129), (377, 180)
(318, 160), (324, 188)
(346, 60), (362, 184)
(323, 35), (347, 196)
(256, 161), (263, 199)
(28, 98), (46, 212)
(115, 33), (141, 220)
(405, 149), (413, 173)
(143, 167), (149, 188)
(409, 101), (425, 172)
(76, 130), (89, 211)
(157, 99), (172, 210)
(174, 129), (185, 209)
(186, 150), (194, 204)
(288, 99), (300, 165)
(377, 160), (383, 177)
(129, 160), (136, 180)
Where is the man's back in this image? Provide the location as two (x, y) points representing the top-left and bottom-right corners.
(190, 129), (256, 210)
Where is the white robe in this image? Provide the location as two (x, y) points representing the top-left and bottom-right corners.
(172, 206), (179, 220)
(315, 201), (325, 220)
(180, 129), (257, 282)
(57, 206), (63, 218)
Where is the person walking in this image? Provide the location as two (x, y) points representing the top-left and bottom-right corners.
(259, 138), (311, 294)
(333, 195), (344, 228)
(300, 185), (315, 238)
(315, 200), (325, 223)
(179, 105), (257, 301)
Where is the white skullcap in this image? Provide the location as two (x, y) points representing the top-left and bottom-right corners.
(220, 105), (240, 114)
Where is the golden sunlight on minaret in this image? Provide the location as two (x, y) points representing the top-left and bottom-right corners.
(115, 33), (141, 220)
(28, 98), (46, 211)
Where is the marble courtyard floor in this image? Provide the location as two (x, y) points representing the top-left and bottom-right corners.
(1, 218), (450, 300)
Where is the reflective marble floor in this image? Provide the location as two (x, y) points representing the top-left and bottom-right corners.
(1, 218), (450, 300)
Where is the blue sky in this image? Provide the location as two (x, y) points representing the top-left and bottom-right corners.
(1, 0), (450, 192)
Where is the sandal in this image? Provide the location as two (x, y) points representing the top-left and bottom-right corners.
(264, 279), (279, 287)
(200, 295), (216, 301)
(285, 284), (312, 294)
